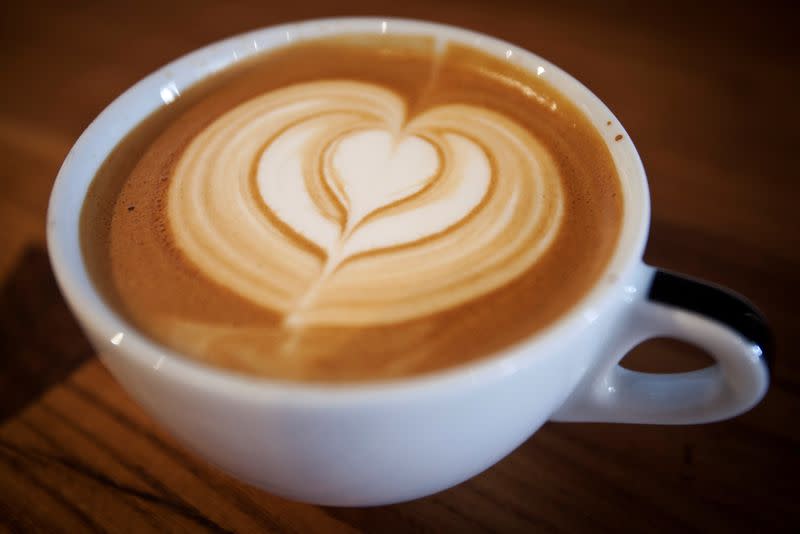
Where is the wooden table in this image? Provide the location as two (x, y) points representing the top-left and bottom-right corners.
(2, 1), (798, 531)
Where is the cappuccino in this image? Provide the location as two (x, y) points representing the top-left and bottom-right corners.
(81, 34), (623, 381)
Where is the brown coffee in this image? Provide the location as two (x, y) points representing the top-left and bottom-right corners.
(81, 34), (623, 382)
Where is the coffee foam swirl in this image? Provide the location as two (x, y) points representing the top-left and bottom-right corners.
(168, 80), (564, 326)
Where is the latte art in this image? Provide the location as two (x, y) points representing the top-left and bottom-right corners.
(83, 36), (623, 381)
(168, 81), (565, 325)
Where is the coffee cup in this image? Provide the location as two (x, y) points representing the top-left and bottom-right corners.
(47, 18), (770, 506)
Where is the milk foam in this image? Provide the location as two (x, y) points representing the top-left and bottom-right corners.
(168, 80), (565, 325)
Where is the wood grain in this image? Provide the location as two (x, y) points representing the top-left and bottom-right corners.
(1, 1), (798, 532)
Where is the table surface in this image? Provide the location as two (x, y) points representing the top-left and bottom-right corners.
(2, 1), (798, 532)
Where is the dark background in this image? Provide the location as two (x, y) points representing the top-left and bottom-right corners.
(1, 1), (798, 531)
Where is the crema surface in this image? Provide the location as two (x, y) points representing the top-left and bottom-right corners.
(82, 35), (623, 382)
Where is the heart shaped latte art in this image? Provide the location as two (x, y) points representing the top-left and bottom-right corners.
(168, 80), (564, 325)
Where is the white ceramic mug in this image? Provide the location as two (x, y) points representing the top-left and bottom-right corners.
(47, 18), (771, 506)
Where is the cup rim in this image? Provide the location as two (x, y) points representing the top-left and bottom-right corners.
(47, 16), (650, 402)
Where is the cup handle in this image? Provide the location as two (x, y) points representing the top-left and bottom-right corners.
(552, 264), (772, 424)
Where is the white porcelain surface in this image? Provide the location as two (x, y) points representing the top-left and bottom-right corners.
(47, 18), (769, 506)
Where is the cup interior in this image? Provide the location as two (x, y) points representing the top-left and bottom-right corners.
(47, 17), (650, 398)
